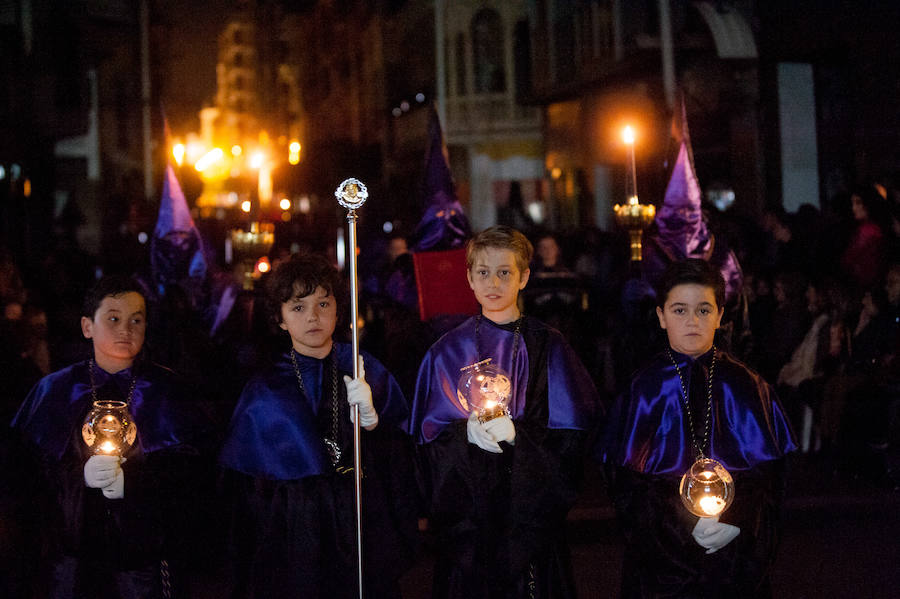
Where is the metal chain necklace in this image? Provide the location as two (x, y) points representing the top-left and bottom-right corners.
(475, 314), (523, 365)
(88, 359), (137, 405)
(290, 347), (341, 467)
(666, 347), (716, 459)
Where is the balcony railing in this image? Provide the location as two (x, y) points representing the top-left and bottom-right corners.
(445, 93), (541, 140)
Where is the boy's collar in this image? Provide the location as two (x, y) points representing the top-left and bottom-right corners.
(667, 346), (715, 366)
(90, 354), (140, 377)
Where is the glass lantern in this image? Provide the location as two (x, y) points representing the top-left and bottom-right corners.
(81, 400), (138, 456)
(457, 358), (513, 423)
(679, 457), (735, 517)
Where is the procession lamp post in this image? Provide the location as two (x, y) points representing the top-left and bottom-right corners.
(335, 178), (368, 599)
(613, 125), (655, 262)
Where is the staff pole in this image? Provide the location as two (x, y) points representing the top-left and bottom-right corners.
(334, 178), (368, 598)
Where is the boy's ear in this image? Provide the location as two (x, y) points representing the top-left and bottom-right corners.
(81, 316), (94, 339)
(466, 269), (475, 291)
(279, 320), (288, 331)
(656, 306), (667, 330)
(517, 267), (530, 290)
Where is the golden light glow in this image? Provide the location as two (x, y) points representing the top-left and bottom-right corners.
(99, 441), (117, 454)
(231, 145), (243, 157)
(240, 200), (252, 213)
(186, 140), (206, 164)
(551, 167), (562, 179)
(279, 198), (291, 211)
(23, 179), (31, 197)
(173, 143), (186, 166)
(288, 144), (301, 165)
(258, 165), (273, 205)
(249, 151), (266, 169)
(195, 148), (224, 172)
(256, 257), (270, 273)
(622, 125), (636, 145)
(699, 495), (726, 516)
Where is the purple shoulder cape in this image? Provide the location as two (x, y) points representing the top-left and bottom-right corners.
(218, 343), (408, 480)
(603, 349), (796, 474)
(408, 315), (598, 444)
(12, 360), (205, 460)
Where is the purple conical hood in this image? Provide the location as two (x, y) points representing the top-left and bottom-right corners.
(654, 141), (711, 258)
(150, 159), (207, 290)
(154, 164), (195, 236)
(412, 106), (471, 252)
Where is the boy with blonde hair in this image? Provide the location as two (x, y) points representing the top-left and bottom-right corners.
(409, 225), (601, 598)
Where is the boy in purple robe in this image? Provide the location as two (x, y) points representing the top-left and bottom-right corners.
(12, 275), (209, 598)
(409, 226), (601, 598)
(218, 253), (417, 598)
(603, 259), (797, 598)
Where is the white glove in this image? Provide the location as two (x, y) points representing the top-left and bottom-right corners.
(692, 516), (740, 554)
(466, 411), (502, 453)
(482, 414), (515, 445)
(344, 356), (379, 430)
(84, 455), (125, 500)
(102, 467), (125, 499)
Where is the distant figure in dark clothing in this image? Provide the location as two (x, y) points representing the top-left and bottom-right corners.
(496, 181), (536, 236)
(841, 185), (891, 288)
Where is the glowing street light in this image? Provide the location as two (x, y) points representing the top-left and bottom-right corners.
(288, 141), (301, 165)
(195, 148), (224, 172)
(172, 143), (185, 167)
(249, 150), (266, 170)
(185, 140), (206, 164)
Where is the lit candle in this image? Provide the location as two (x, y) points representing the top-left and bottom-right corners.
(699, 494), (726, 516)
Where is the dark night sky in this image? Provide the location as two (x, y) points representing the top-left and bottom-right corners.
(158, 0), (233, 132)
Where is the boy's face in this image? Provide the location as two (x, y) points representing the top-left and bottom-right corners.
(656, 283), (723, 358)
(81, 292), (146, 371)
(279, 284), (337, 358)
(467, 247), (529, 323)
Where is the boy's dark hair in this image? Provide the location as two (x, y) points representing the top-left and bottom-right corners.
(466, 225), (533, 273)
(81, 275), (147, 319)
(655, 259), (725, 309)
(265, 253), (345, 326)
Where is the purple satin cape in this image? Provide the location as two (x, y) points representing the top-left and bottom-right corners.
(604, 349), (796, 474)
(218, 344), (408, 480)
(12, 360), (205, 460)
(408, 316), (597, 444)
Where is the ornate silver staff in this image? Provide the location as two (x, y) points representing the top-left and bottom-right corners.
(334, 177), (368, 598)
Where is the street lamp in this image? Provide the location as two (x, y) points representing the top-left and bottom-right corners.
(613, 125), (655, 262)
(172, 143), (185, 167)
